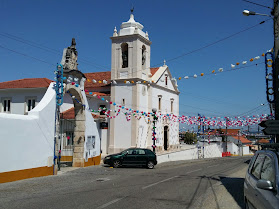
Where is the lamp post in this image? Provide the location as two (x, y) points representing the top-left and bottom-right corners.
(243, 1), (279, 143)
(152, 108), (158, 152)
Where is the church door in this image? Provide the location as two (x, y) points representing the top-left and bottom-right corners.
(164, 126), (168, 151)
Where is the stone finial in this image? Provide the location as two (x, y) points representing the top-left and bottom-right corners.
(145, 31), (149, 39)
(163, 59), (166, 66)
(113, 27), (118, 37)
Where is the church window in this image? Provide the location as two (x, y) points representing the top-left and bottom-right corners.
(165, 75), (168, 86)
(121, 43), (128, 68)
(158, 96), (162, 111)
(122, 99), (125, 106)
(142, 45), (146, 66)
(171, 99), (174, 113)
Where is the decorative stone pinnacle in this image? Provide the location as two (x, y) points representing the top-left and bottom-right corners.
(163, 59), (166, 66)
(113, 26), (118, 37)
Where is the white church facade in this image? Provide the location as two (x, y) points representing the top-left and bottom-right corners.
(108, 12), (180, 154)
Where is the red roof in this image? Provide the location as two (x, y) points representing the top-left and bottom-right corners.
(211, 129), (240, 136)
(258, 138), (270, 144)
(85, 92), (110, 96)
(150, 67), (159, 76)
(61, 107), (75, 119)
(84, 72), (111, 88)
(0, 78), (52, 89)
(232, 136), (252, 144)
(61, 107), (105, 120)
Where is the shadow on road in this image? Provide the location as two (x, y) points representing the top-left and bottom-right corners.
(219, 176), (245, 209)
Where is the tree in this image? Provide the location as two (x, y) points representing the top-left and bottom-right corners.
(184, 132), (197, 144)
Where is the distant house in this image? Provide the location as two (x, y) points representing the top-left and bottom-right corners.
(0, 78), (52, 115)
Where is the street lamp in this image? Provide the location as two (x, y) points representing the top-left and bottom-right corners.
(242, 9), (272, 17)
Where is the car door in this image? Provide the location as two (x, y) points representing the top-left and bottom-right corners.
(255, 153), (278, 209)
(137, 149), (147, 165)
(122, 149), (136, 165)
(246, 153), (265, 208)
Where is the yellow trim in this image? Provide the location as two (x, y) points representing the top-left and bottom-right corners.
(0, 166), (53, 184)
(84, 155), (101, 167)
(60, 156), (73, 162)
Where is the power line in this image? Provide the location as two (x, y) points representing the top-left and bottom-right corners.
(243, 0), (273, 9)
(151, 19), (271, 67)
(0, 32), (110, 71)
(0, 44), (55, 67)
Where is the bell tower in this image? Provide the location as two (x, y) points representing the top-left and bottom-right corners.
(108, 10), (152, 154)
(110, 10), (152, 81)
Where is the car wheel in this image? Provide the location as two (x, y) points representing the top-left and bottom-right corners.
(113, 160), (121, 168)
(147, 161), (155, 169)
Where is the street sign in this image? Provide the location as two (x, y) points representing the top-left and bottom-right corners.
(259, 120), (279, 135)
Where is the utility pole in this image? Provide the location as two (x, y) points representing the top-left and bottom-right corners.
(225, 118), (228, 153)
(273, 0), (279, 143)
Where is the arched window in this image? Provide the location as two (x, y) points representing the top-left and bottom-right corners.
(121, 43), (128, 68)
(142, 45), (146, 66)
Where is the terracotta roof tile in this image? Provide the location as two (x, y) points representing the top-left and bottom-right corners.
(61, 107), (105, 120)
(61, 107), (75, 119)
(150, 67), (159, 76)
(85, 92), (110, 96)
(258, 138), (270, 144)
(232, 136), (252, 144)
(84, 72), (111, 88)
(0, 78), (53, 89)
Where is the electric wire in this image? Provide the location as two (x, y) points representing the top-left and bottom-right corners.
(242, 0), (273, 9)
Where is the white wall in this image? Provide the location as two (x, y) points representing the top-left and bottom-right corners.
(157, 144), (222, 163)
(113, 85), (133, 149)
(0, 84), (56, 173)
(151, 85), (179, 147)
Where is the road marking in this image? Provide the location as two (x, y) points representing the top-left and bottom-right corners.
(97, 197), (125, 208)
(207, 165), (218, 168)
(185, 168), (202, 174)
(142, 176), (179, 190)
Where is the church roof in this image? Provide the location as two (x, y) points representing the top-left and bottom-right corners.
(84, 71), (111, 88)
(0, 78), (53, 89)
(150, 67), (160, 76)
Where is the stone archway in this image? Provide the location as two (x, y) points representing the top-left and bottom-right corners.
(65, 85), (86, 167)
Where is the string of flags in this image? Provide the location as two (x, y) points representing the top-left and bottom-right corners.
(78, 49), (272, 84)
(66, 84), (269, 127)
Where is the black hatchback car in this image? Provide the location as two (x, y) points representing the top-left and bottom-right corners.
(103, 148), (157, 169)
(244, 144), (279, 209)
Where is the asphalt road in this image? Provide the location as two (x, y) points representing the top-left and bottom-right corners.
(0, 156), (251, 209)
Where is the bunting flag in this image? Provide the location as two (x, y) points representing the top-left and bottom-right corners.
(66, 90), (269, 127)
(78, 49), (272, 84)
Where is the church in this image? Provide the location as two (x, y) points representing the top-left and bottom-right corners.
(106, 11), (180, 154)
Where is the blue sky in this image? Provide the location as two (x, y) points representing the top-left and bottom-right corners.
(0, 0), (274, 128)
